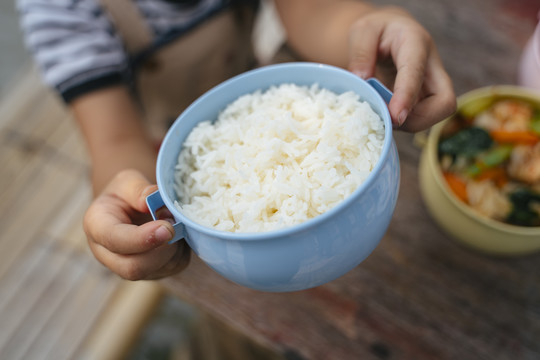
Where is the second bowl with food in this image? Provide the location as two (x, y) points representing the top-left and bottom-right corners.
(147, 62), (400, 292)
(419, 85), (540, 255)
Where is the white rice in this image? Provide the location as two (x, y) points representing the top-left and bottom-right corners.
(174, 83), (385, 233)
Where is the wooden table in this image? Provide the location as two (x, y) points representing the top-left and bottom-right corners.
(162, 1), (540, 359)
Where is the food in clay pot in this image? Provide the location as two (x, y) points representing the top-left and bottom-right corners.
(437, 98), (540, 227)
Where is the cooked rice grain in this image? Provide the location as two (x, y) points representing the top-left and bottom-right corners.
(174, 83), (385, 232)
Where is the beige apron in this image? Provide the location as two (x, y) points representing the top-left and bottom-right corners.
(99, 0), (257, 139)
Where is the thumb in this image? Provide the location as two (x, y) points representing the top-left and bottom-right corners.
(348, 20), (383, 79)
(106, 169), (158, 213)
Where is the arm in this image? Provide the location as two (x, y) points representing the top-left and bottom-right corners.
(71, 87), (190, 280)
(18, 0), (189, 280)
(274, 0), (456, 132)
(71, 86), (156, 194)
(274, 0), (374, 69)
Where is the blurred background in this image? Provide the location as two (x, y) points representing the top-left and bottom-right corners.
(0, 1), (200, 359)
(0, 1), (28, 93)
(1, 0), (540, 359)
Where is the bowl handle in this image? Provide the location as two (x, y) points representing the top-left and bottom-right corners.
(367, 78), (392, 104)
(146, 190), (186, 243)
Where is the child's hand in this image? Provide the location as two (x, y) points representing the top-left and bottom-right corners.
(83, 169), (190, 280)
(348, 7), (456, 132)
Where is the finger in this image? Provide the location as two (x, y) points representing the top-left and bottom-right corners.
(348, 19), (384, 79)
(387, 28), (430, 127)
(144, 241), (191, 280)
(84, 198), (175, 254)
(88, 238), (180, 281)
(88, 212), (174, 255)
(399, 54), (456, 132)
(105, 169), (158, 213)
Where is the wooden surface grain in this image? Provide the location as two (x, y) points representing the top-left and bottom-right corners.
(162, 1), (540, 359)
(0, 68), (165, 360)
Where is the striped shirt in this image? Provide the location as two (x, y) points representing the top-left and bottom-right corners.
(17, 0), (254, 102)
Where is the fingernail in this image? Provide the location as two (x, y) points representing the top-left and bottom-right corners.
(155, 225), (173, 243)
(352, 70), (368, 79)
(397, 109), (408, 127)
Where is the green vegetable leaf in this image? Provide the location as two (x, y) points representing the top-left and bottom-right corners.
(531, 111), (540, 135)
(480, 145), (513, 167)
(438, 127), (493, 158)
(510, 189), (540, 207)
(506, 208), (539, 227)
(465, 145), (513, 177)
(459, 98), (494, 119)
(465, 164), (483, 177)
(506, 189), (540, 227)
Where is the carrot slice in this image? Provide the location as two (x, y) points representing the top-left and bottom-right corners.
(443, 172), (468, 203)
(475, 167), (508, 187)
(490, 130), (539, 145)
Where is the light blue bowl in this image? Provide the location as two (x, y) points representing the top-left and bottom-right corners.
(147, 62), (400, 292)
